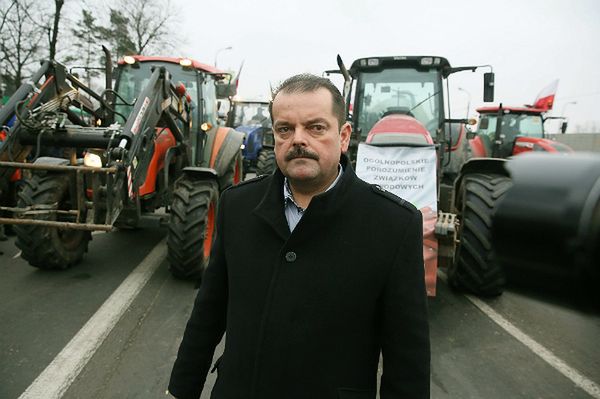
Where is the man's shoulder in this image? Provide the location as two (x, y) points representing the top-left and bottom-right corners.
(223, 174), (271, 196)
(359, 181), (420, 216)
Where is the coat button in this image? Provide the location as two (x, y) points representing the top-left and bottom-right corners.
(285, 251), (297, 262)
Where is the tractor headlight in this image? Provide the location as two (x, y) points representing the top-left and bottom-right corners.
(84, 152), (103, 168)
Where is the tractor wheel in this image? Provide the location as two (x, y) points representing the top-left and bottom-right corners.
(167, 178), (218, 279)
(255, 149), (276, 176)
(448, 173), (512, 296)
(15, 173), (91, 269)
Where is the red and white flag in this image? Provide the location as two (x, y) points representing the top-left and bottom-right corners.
(532, 79), (559, 111)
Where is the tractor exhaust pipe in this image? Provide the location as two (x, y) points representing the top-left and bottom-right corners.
(102, 45), (114, 125)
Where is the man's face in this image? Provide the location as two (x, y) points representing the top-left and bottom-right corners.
(271, 88), (350, 189)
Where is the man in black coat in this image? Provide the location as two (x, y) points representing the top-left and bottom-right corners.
(169, 74), (430, 399)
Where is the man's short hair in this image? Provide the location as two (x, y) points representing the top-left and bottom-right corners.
(269, 74), (346, 129)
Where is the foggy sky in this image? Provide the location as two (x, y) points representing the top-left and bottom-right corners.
(173, 0), (600, 133)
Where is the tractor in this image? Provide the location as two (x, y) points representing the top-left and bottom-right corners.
(226, 98), (275, 175)
(330, 55), (600, 296)
(0, 54), (244, 279)
(470, 104), (572, 158)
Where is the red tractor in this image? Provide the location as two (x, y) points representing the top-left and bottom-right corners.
(329, 55), (496, 296)
(470, 104), (572, 158)
(331, 55), (600, 296)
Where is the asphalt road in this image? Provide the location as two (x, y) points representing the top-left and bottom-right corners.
(1, 228), (599, 399)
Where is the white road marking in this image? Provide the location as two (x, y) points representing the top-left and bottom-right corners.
(19, 239), (167, 399)
(13, 250), (21, 259)
(439, 270), (600, 399)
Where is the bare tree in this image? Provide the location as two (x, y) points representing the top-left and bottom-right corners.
(121, 0), (176, 54)
(0, 0), (16, 32)
(0, 0), (46, 93)
(48, 0), (65, 60)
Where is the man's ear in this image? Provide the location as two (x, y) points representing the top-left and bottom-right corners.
(340, 122), (351, 153)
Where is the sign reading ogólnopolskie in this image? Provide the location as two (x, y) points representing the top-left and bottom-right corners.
(356, 143), (437, 212)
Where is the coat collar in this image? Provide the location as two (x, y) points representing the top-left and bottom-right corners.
(253, 154), (356, 241)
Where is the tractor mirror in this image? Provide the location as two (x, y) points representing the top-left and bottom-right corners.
(216, 82), (236, 99)
(483, 72), (494, 102)
(561, 121), (568, 134)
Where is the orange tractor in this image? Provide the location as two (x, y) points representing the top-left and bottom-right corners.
(0, 54), (244, 279)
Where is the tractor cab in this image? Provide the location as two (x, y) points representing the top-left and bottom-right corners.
(336, 56), (493, 182)
(471, 105), (572, 158)
(114, 56), (235, 167)
(348, 57), (446, 155)
(227, 99), (271, 129)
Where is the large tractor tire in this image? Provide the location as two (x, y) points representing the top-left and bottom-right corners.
(15, 173), (91, 269)
(255, 148), (276, 176)
(448, 173), (512, 296)
(167, 178), (218, 279)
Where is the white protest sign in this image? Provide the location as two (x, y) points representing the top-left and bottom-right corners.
(355, 143), (437, 211)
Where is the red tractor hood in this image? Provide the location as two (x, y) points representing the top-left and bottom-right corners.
(513, 136), (572, 154)
(366, 114), (434, 146)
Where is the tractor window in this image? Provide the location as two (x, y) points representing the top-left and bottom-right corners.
(477, 113), (544, 141)
(201, 77), (217, 128)
(355, 68), (442, 139)
(114, 62), (200, 128)
(232, 102), (271, 128)
(477, 115), (497, 144)
(514, 114), (544, 137)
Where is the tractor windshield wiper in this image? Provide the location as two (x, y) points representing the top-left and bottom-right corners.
(410, 90), (441, 113)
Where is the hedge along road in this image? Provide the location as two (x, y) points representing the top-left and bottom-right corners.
(1, 226), (600, 398)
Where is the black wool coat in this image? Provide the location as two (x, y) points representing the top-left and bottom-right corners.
(169, 155), (430, 399)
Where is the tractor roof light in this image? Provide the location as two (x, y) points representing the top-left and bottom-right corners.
(420, 57), (434, 66)
(179, 58), (193, 67)
(123, 56), (136, 65)
(367, 58), (380, 66)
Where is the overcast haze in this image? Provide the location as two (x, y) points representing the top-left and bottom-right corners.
(172, 0), (600, 133)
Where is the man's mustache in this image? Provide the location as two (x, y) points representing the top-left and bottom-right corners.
(285, 147), (319, 162)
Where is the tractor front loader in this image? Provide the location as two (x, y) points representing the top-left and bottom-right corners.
(113, 56), (244, 279)
(0, 54), (112, 247)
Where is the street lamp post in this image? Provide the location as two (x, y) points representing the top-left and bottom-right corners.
(458, 87), (471, 118)
(214, 46), (233, 68)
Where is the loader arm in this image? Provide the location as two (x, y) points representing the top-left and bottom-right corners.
(113, 66), (190, 195)
(0, 60), (104, 179)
